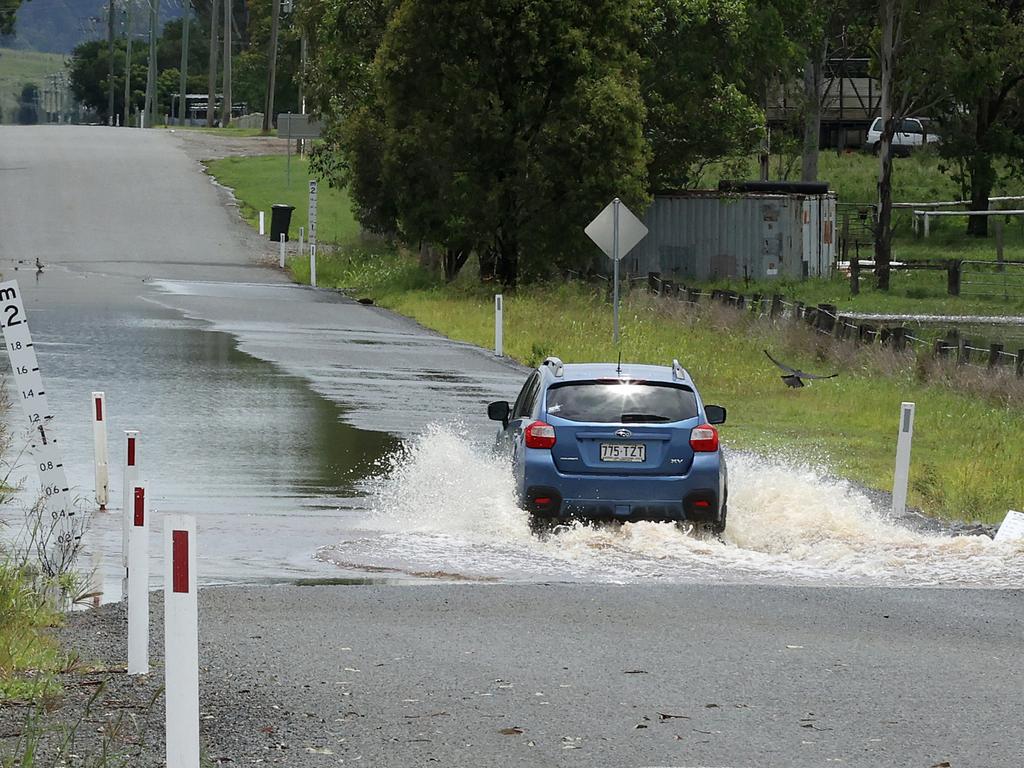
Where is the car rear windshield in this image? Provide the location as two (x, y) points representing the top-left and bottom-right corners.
(545, 382), (698, 423)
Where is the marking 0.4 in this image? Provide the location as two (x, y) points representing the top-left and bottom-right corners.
(0, 280), (75, 549)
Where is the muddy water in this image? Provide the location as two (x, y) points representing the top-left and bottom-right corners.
(320, 424), (1024, 588)
(2, 297), (398, 598)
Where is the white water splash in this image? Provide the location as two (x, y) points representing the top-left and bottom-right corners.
(320, 424), (1024, 588)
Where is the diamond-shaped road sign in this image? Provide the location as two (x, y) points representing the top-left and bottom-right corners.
(585, 198), (648, 261)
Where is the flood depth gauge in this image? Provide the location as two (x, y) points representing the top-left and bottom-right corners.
(0, 280), (78, 565)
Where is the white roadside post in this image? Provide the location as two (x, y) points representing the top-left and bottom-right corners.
(584, 199), (648, 346)
(279, 233), (286, 269)
(122, 430), (140, 599)
(258, 210), (265, 236)
(91, 391), (109, 510)
(310, 244), (317, 288)
(128, 482), (149, 675)
(164, 514), (199, 768)
(298, 226), (305, 256)
(891, 402), (915, 516)
(491, 294), (499, 358)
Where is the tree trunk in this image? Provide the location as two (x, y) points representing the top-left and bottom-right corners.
(874, 0), (895, 291)
(495, 234), (519, 289)
(443, 248), (469, 282)
(207, 0), (219, 128)
(262, 0), (280, 134)
(478, 246), (497, 283)
(967, 103), (993, 236)
(801, 49), (824, 182)
(221, 0), (232, 127)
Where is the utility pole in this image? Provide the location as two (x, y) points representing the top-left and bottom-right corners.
(107, 0), (115, 124)
(262, 0), (280, 134)
(221, 0), (232, 127)
(124, 0), (134, 126)
(143, 0), (157, 127)
(178, 0), (190, 125)
(207, 0), (219, 127)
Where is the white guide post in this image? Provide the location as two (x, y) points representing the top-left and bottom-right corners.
(891, 402), (915, 515)
(122, 430), (140, 599)
(279, 233), (286, 269)
(164, 514), (199, 768)
(0, 281), (76, 564)
(310, 243), (317, 288)
(494, 294), (503, 356)
(128, 482), (149, 675)
(92, 391), (109, 509)
(298, 226), (304, 256)
(258, 210), (265, 236)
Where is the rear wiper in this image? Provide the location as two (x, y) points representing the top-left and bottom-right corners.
(620, 413), (671, 423)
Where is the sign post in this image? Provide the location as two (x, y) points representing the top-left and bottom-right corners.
(122, 430), (140, 598)
(585, 199), (648, 345)
(164, 514), (199, 768)
(91, 391), (109, 509)
(0, 280), (77, 567)
(128, 483), (149, 675)
(494, 294), (503, 356)
(891, 402), (915, 515)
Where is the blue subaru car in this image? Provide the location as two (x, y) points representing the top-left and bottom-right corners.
(488, 357), (728, 534)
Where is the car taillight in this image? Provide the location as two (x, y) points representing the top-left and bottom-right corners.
(524, 420), (556, 449)
(690, 424), (719, 452)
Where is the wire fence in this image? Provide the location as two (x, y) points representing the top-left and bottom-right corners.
(636, 272), (1024, 378)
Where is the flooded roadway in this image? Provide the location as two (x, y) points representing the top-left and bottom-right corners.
(1, 126), (1022, 597)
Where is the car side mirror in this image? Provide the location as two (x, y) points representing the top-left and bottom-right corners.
(488, 401), (511, 426)
(705, 405), (727, 425)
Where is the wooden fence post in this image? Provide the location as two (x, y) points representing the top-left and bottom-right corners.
(933, 339), (947, 358)
(850, 253), (860, 296)
(957, 337), (970, 365)
(858, 323), (875, 343)
(648, 272), (661, 295)
(770, 294), (783, 318)
(947, 260), (962, 296)
(988, 343), (1004, 368)
(793, 301), (804, 322)
(817, 304), (837, 333)
(1017, 349), (1024, 377)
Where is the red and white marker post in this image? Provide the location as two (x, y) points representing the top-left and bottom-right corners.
(164, 514), (199, 768)
(128, 482), (149, 675)
(91, 392), (109, 509)
(122, 430), (140, 599)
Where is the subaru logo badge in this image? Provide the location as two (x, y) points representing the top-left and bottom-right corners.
(615, 428), (632, 438)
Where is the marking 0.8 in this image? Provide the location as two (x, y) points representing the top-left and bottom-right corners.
(0, 280), (74, 528)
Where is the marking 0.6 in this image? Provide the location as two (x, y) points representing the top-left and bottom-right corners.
(0, 281), (75, 542)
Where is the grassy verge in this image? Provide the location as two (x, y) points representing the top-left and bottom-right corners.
(205, 155), (361, 244)
(0, 48), (66, 126)
(211, 156), (1024, 524)
(0, 559), (64, 701)
(165, 125), (267, 137)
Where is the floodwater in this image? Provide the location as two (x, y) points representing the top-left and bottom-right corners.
(3, 274), (1021, 596)
(320, 424), (1024, 589)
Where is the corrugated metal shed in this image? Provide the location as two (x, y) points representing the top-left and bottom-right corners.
(627, 191), (836, 281)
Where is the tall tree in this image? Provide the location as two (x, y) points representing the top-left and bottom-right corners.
(374, 0), (649, 286)
(208, 0), (219, 126)
(0, 0), (23, 36)
(919, 0), (1024, 236)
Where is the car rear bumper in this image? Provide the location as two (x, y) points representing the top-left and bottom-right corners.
(521, 451), (725, 523)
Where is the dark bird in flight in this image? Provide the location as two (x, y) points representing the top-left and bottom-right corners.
(764, 349), (839, 388)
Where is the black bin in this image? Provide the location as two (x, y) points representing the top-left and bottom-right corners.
(270, 204), (295, 242)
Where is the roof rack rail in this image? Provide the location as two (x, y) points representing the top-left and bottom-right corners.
(542, 356), (565, 377)
(671, 359), (686, 381)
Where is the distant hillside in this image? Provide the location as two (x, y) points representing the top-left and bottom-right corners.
(2, 0), (182, 55)
(0, 46), (65, 122)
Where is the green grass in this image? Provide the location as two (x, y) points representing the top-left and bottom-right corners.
(209, 154), (1024, 523)
(205, 155), (361, 244)
(165, 125), (266, 137)
(0, 48), (66, 125)
(0, 560), (64, 701)
(288, 249), (1024, 523)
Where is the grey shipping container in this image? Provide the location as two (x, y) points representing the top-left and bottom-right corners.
(626, 191), (837, 282)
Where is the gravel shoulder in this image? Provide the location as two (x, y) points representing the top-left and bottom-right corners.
(2, 583), (1021, 767)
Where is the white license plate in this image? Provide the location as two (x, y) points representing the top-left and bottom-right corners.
(600, 443), (646, 462)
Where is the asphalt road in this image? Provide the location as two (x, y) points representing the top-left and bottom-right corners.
(1, 126), (1022, 767)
